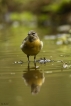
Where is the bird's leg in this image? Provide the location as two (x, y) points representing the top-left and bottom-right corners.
(34, 62), (36, 69)
(34, 56), (36, 68)
(34, 55), (36, 63)
(28, 62), (30, 71)
(27, 55), (30, 63)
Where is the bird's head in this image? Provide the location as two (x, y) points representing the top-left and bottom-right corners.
(28, 30), (39, 42)
(31, 84), (40, 95)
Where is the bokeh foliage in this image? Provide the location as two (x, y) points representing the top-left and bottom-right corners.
(0, 0), (71, 33)
(0, 0), (71, 13)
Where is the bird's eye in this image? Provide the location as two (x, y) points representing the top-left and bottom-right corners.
(32, 32), (35, 35)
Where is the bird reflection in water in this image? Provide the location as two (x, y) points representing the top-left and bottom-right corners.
(23, 63), (45, 95)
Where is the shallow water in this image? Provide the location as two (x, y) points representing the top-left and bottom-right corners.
(0, 27), (71, 106)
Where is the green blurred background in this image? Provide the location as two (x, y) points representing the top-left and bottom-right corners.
(0, 0), (71, 34)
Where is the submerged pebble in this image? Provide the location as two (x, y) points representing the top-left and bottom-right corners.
(57, 60), (63, 63)
(37, 57), (51, 64)
(60, 54), (64, 57)
(62, 62), (71, 69)
(15, 58), (52, 64)
(14, 61), (17, 64)
(10, 72), (15, 75)
(14, 60), (24, 64)
(63, 63), (68, 68)
(18, 60), (23, 64)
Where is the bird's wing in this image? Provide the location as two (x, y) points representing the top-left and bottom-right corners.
(40, 41), (43, 49)
(22, 36), (28, 43)
(20, 37), (28, 49)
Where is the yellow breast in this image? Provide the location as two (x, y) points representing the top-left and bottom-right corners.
(23, 39), (41, 55)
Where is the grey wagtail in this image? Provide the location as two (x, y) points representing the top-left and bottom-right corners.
(20, 30), (43, 62)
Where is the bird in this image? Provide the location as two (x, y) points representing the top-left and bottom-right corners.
(20, 30), (43, 62)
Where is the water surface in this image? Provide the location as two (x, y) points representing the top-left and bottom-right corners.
(0, 27), (71, 106)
